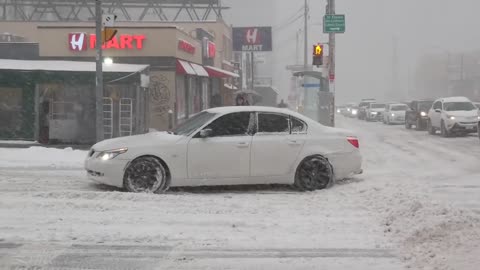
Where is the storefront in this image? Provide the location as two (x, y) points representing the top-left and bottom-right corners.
(0, 59), (149, 144)
(0, 20), (238, 141)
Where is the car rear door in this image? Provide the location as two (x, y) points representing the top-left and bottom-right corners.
(430, 101), (442, 127)
(250, 113), (306, 178)
(187, 112), (254, 181)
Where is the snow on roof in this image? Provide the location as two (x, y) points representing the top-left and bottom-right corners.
(439, 96), (472, 102)
(0, 59), (149, 73)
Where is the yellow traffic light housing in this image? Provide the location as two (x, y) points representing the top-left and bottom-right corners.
(313, 44), (324, 66)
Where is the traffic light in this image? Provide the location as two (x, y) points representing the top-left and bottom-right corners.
(313, 44), (324, 66)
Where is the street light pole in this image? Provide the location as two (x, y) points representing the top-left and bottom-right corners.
(303, 0), (308, 68)
(327, 0), (336, 126)
(95, 0), (104, 142)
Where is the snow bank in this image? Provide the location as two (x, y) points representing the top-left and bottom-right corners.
(0, 147), (86, 169)
(383, 192), (480, 270)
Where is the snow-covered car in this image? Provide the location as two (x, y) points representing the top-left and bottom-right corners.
(365, 103), (386, 122)
(85, 106), (363, 193)
(383, 103), (409, 125)
(427, 97), (480, 137)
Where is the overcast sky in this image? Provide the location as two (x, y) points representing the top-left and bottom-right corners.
(223, 0), (480, 103)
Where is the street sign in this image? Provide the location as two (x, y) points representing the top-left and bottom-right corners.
(323, 14), (345, 33)
(303, 83), (321, 88)
(102, 14), (117, 27)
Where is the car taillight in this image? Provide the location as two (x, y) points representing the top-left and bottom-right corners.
(347, 137), (359, 148)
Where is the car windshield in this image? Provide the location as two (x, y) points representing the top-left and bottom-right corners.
(172, 111), (216, 136)
(418, 102), (433, 111)
(391, 105), (408, 111)
(371, 104), (385, 109)
(444, 102), (476, 111)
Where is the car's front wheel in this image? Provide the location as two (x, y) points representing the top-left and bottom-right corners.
(427, 119), (436, 135)
(123, 156), (169, 193)
(294, 155), (334, 191)
(441, 120), (450, 137)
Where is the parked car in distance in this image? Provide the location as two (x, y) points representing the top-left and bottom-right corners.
(357, 99), (376, 120)
(365, 103), (386, 122)
(383, 103), (409, 125)
(348, 105), (359, 118)
(405, 100), (434, 130)
(427, 97), (480, 137)
(85, 106), (363, 193)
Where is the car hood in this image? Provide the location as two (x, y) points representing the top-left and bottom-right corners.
(92, 132), (183, 151)
(445, 110), (478, 117)
(390, 111), (406, 115)
(370, 108), (385, 112)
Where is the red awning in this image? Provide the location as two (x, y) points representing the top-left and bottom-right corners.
(205, 66), (239, 78)
(176, 60), (196, 75)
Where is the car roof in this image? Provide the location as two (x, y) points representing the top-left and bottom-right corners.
(206, 106), (309, 121)
(436, 96), (472, 102)
(389, 103), (408, 106)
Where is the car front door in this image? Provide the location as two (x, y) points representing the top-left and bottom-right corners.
(430, 101), (443, 127)
(187, 112), (254, 181)
(250, 113), (306, 180)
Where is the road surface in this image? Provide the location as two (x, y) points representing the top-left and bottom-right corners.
(1, 116), (479, 269)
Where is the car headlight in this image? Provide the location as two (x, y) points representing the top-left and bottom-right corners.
(97, 148), (128, 161)
(446, 115), (455, 120)
(391, 113), (395, 117)
(337, 109), (341, 113)
(420, 112), (427, 117)
(371, 111), (378, 115)
(352, 109), (358, 115)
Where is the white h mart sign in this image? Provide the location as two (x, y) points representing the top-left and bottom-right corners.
(68, 32), (87, 51)
(245, 28), (259, 44)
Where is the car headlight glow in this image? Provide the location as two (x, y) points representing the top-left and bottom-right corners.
(391, 113), (395, 117)
(420, 111), (427, 117)
(446, 115), (455, 120)
(97, 148), (128, 161)
(337, 109), (341, 113)
(371, 111), (378, 115)
(352, 109), (358, 115)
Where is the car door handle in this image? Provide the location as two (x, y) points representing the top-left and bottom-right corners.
(287, 140), (301, 145)
(236, 142), (250, 148)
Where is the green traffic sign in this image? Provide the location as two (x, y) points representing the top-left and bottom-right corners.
(323, 14), (345, 33)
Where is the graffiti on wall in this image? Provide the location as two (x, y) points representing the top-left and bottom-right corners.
(150, 75), (171, 116)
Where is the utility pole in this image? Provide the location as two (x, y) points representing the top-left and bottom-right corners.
(95, 0), (104, 142)
(392, 36), (400, 101)
(327, 0), (336, 126)
(303, 0), (308, 67)
(250, 52), (255, 90)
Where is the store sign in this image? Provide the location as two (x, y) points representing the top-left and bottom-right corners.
(68, 32), (146, 51)
(204, 39), (216, 59)
(178, 39), (196, 54)
(232, 27), (272, 52)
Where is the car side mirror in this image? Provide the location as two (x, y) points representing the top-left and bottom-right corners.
(199, 128), (213, 138)
(435, 109), (441, 113)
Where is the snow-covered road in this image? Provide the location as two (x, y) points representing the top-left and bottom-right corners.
(1, 116), (479, 270)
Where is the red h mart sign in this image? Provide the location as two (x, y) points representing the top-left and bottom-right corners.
(178, 39), (196, 54)
(68, 32), (146, 51)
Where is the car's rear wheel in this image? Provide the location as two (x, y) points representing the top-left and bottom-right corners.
(294, 155), (334, 191)
(427, 119), (436, 135)
(123, 156), (169, 193)
(441, 120), (450, 137)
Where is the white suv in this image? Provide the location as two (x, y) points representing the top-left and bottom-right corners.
(427, 97), (480, 137)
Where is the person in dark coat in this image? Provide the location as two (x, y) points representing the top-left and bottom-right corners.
(278, 99), (288, 108)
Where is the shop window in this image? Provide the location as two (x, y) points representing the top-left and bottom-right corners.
(0, 87), (23, 137)
(176, 75), (186, 120)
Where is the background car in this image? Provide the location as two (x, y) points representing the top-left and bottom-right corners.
(383, 103), (409, 125)
(85, 106), (363, 193)
(405, 100), (434, 130)
(427, 97), (479, 137)
(365, 103), (386, 122)
(357, 99), (376, 120)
